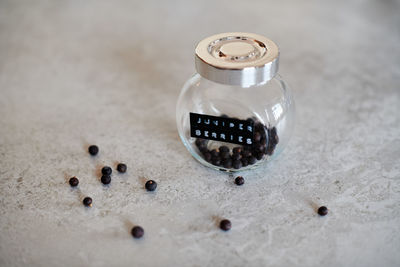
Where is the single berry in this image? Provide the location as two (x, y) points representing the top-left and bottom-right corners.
(272, 134), (279, 145)
(69, 177), (79, 187)
(220, 151), (230, 159)
(211, 156), (221, 166)
(117, 163), (127, 173)
(255, 152), (264, 160)
(248, 156), (257, 165)
(241, 157), (248, 167)
(210, 149), (219, 157)
(232, 147), (242, 154)
(232, 160), (243, 169)
(145, 180), (157, 191)
(246, 117), (255, 124)
(260, 137), (267, 145)
(101, 175), (111, 185)
(203, 152), (212, 162)
(254, 132), (262, 142)
(241, 149), (252, 158)
(101, 166), (112, 176)
(270, 127), (277, 138)
(235, 176), (245, 185)
(318, 206), (328, 216)
(255, 122), (263, 131)
(220, 219), (231, 231)
(195, 139), (207, 147)
(196, 139), (208, 153)
(266, 146), (274, 155)
(219, 146), (229, 153)
(83, 197), (92, 207)
(232, 153), (242, 161)
(131, 226), (144, 238)
(254, 143), (265, 153)
(261, 129), (267, 139)
(88, 145), (99, 156)
(222, 158), (232, 169)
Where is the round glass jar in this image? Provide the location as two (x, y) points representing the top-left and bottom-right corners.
(176, 32), (295, 172)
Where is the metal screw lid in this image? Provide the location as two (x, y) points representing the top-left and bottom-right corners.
(195, 32), (279, 87)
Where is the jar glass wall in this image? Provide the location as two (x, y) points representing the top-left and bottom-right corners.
(176, 73), (295, 171)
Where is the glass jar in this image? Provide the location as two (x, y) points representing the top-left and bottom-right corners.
(176, 32), (295, 172)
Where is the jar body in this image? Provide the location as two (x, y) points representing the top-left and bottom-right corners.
(176, 73), (295, 171)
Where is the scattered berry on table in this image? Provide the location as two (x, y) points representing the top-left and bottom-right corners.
(117, 163), (127, 173)
(220, 219), (231, 231)
(88, 145), (99, 156)
(145, 180), (157, 191)
(83, 197), (92, 207)
(69, 177), (79, 187)
(131, 226), (144, 238)
(101, 175), (111, 185)
(102, 166), (112, 176)
(234, 176), (244, 186)
(318, 206), (328, 216)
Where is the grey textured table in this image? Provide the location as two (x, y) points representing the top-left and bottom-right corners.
(0, 1), (399, 266)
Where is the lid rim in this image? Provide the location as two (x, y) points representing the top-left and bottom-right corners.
(195, 53), (279, 87)
(195, 32), (280, 87)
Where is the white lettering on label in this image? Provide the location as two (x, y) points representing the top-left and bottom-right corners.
(190, 113), (255, 146)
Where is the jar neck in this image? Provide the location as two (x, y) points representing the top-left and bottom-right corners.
(195, 56), (279, 88)
(196, 70), (278, 88)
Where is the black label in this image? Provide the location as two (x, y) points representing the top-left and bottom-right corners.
(190, 113), (254, 145)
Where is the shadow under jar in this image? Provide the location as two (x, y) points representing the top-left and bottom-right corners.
(176, 32), (295, 172)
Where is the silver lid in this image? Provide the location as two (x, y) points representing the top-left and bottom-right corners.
(195, 32), (279, 87)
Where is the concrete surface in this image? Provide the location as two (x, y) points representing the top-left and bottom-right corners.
(0, 0), (399, 266)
